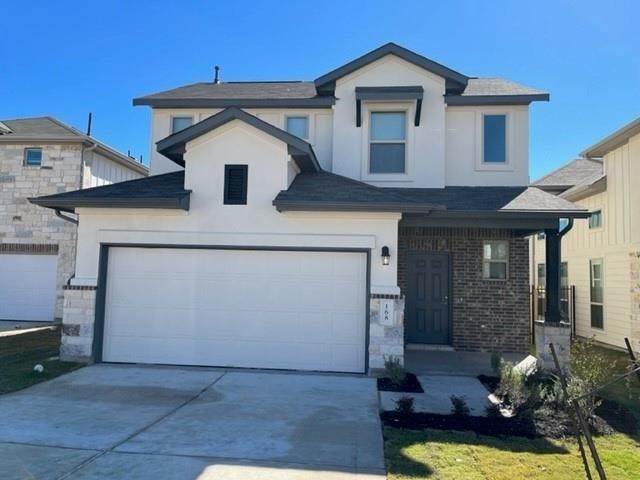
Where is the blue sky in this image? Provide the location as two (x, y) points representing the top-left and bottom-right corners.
(2, 1), (638, 180)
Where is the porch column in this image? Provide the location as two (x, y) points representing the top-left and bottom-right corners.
(544, 228), (562, 324)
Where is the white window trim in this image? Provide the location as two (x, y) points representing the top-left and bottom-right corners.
(170, 115), (194, 134)
(361, 102), (413, 182)
(285, 115), (310, 140)
(588, 208), (604, 231)
(589, 258), (604, 329)
(482, 240), (509, 281)
(475, 111), (514, 172)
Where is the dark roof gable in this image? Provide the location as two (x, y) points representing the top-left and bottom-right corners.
(156, 107), (321, 172)
(314, 42), (469, 95)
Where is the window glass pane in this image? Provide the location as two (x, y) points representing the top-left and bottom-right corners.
(483, 114), (506, 163)
(591, 304), (603, 328)
(370, 143), (405, 173)
(590, 260), (603, 303)
(560, 262), (568, 288)
(489, 262), (507, 280)
(171, 117), (192, 133)
(483, 241), (507, 261)
(538, 264), (546, 283)
(589, 210), (602, 229)
(371, 112), (406, 141)
(286, 117), (308, 139)
(25, 148), (42, 166)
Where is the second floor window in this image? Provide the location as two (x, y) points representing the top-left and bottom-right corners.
(589, 210), (602, 229)
(369, 111), (406, 174)
(171, 116), (193, 134)
(286, 116), (308, 139)
(24, 147), (42, 166)
(483, 114), (506, 163)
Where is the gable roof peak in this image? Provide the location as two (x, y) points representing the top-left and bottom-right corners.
(314, 42), (469, 95)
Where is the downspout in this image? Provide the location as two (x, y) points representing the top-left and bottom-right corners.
(55, 209), (78, 225)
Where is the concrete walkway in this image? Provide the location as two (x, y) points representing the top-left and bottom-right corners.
(0, 365), (385, 479)
(380, 375), (491, 416)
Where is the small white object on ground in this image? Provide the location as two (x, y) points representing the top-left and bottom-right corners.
(33, 364), (44, 373)
(513, 355), (538, 378)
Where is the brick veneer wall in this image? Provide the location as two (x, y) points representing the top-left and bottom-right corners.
(0, 144), (82, 319)
(398, 226), (530, 353)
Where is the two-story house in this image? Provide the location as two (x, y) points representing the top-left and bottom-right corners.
(0, 116), (148, 323)
(531, 117), (640, 350)
(31, 44), (588, 372)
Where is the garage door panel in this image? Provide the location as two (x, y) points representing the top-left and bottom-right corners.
(0, 254), (57, 321)
(102, 248), (367, 372)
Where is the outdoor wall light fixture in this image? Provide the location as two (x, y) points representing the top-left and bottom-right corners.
(381, 246), (390, 265)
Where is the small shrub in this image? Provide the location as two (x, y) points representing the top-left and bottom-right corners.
(568, 337), (614, 418)
(450, 395), (470, 416)
(394, 395), (414, 414)
(384, 356), (406, 386)
(540, 374), (564, 409)
(490, 351), (502, 374)
(484, 403), (503, 418)
(496, 361), (530, 411)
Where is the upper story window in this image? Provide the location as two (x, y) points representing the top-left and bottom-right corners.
(589, 210), (602, 229)
(482, 240), (508, 280)
(286, 116), (308, 140)
(224, 164), (248, 205)
(369, 111), (406, 174)
(171, 116), (193, 134)
(483, 114), (506, 163)
(24, 147), (42, 166)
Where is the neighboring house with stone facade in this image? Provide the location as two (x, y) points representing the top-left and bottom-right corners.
(31, 43), (588, 372)
(0, 116), (148, 323)
(531, 117), (640, 351)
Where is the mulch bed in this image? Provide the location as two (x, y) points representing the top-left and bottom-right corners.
(595, 398), (638, 436)
(381, 411), (539, 438)
(377, 373), (424, 393)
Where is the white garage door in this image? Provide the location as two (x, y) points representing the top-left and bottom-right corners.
(102, 247), (368, 373)
(0, 254), (58, 321)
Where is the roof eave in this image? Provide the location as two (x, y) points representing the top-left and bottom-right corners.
(133, 97), (336, 109)
(29, 193), (191, 213)
(445, 93), (550, 106)
(581, 117), (640, 157)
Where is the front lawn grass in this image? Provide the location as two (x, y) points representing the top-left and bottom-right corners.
(385, 427), (640, 480)
(385, 341), (640, 479)
(0, 327), (84, 394)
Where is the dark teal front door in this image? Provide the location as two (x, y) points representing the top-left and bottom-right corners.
(406, 253), (450, 344)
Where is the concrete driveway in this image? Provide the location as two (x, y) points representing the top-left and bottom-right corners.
(0, 365), (385, 479)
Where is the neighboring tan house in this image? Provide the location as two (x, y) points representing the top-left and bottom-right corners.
(531, 117), (640, 350)
(32, 43), (587, 373)
(0, 117), (148, 323)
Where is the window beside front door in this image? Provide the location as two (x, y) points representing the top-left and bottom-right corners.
(590, 258), (603, 328)
(482, 241), (508, 280)
(369, 111), (406, 174)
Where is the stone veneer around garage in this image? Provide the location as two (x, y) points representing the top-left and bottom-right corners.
(398, 226), (530, 354)
(60, 285), (96, 362)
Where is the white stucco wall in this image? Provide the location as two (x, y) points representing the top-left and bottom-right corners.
(149, 108), (334, 175)
(332, 55), (447, 188)
(73, 121), (400, 295)
(445, 105), (529, 186)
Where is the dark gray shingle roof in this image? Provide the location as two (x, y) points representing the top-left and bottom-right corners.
(0, 116), (148, 174)
(30, 171), (187, 213)
(532, 158), (603, 191)
(134, 82), (334, 108)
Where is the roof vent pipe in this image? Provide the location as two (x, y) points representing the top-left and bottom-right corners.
(214, 65), (220, 84)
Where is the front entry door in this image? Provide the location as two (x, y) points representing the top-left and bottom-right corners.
(406, 253), (450, 344)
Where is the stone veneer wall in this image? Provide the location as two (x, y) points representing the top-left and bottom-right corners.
(534, 320), (571, 371)
(0, 144), (82, 319)
(369, 294), (405, 370)
(398, 227), (530, 353)
(60, 286), (96, 362)
(631, 252), (640, 352)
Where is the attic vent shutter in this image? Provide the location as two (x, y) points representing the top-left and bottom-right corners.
(224, 165), (248, 205)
